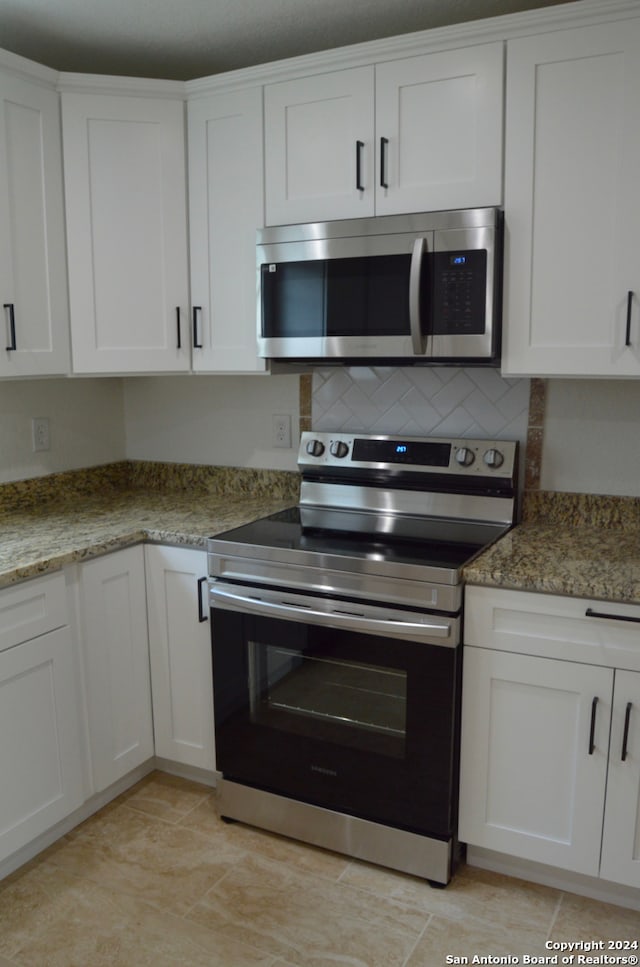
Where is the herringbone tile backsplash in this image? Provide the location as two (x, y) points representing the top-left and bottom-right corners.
(313, 367), (530, 442)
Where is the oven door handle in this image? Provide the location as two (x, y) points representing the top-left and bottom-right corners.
(209, 585), (453, 643)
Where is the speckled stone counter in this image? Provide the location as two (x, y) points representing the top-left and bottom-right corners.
(0, 462), (299, 589)
(464, 491), (640, 605)
(4, 466), (640, 605)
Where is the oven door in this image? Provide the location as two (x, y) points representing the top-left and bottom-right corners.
(210, 581), (461, 839)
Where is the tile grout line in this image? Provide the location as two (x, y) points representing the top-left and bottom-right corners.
(546, 891), (565, 942)
(181, 862), (239, 919)
(149, 860), (288, 967)
(45, 828), (281, 967)
(400, 912), (434, 967)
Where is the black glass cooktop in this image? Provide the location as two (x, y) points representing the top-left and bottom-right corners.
(210, 506), (505, 573)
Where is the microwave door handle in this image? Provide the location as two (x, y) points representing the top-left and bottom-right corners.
(409, 237), (427, 354)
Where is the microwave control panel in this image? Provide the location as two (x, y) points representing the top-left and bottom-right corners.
(431, 250), (487, 335)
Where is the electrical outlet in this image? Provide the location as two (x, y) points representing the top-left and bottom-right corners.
(32, 417), (50, 452)
(272, 414), (292, 448)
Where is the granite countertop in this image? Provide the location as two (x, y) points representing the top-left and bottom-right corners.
(2, 463), (640, 606)
(464, 492), (640, 605)
(0, 462), (298, 589)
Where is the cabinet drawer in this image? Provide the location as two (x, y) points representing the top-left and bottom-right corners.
(0, 573), (68, 652)
(465, 586), (640, 671)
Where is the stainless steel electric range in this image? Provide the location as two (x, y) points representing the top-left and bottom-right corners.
(207, 431), (518, 885)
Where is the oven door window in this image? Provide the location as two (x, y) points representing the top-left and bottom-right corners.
(249, 640), (407, 759)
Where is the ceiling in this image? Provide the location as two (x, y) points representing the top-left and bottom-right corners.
(0, 0), (575, 81)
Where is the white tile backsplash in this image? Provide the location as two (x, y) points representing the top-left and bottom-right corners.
(313, 366), (530, 443)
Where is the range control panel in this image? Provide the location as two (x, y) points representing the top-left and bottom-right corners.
(299, 431), (517, 479)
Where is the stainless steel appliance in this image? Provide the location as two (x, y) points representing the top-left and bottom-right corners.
(257, 208), (503, 365)
(207, 431), (518, 885)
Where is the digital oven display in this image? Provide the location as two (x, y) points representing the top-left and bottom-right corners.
(351, 439), (451, 467)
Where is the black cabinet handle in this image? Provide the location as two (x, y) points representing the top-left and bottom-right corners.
(380, 137), (389, 189)
(626, 291), (633, 347)
(176, 307), (182, 349)
(622, 702), (632, 762)
(193, 306), (203, 349)
(4, 303), (16, 351)
(197, 576), (208, 623)
(586, 608), (640, 624)
(356, 140), (364, 192)
(589, 696), (599, 755)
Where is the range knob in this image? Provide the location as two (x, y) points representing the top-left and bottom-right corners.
(329, 440), (349, 458)
(305, 438), (325, 457)
(455, 446), (475, 467)
(484, 448), (505, 469)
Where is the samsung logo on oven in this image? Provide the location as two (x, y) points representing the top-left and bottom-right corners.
(310, 764), (338, 777)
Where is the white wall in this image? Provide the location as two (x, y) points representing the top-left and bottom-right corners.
(2, 373), (639, 496)
(541, 380), (640, 496)
(122, 373), (301, 471)
(0, 378), (125, 482)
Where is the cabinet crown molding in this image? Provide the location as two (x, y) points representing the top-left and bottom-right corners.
(2, 0), (639, 97)
(0, 46), (58, 86)
(57, 72), (186, 98)
(186, 0), (640, 96)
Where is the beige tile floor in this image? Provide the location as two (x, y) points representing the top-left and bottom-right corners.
(0, 772), (637, 967)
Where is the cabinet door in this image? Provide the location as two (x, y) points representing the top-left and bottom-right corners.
(188, 87), (266, 372)
(264, 67), (375, 224)
(502, 20), (640, 377)
(374, 44), (503, 215)
(459, 648), (612, 876)
(62, 92), (190, 374)
(79, 547), (154, 792)
(145, 546), (215, 772)
(600, 670), (640, 888)
(0, 72), (70, 376)
(0, 627), (83, 861)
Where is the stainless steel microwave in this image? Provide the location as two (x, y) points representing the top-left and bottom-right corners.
(257, 207), (503, 365)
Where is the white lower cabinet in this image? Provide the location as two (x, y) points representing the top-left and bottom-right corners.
(145, 546), (215, 773)
(76, 546), (154, 793)
(0, 575), (83, 863)
(460, 647), (612, 876)
(0, 544), (217, 872)
(600, 669), (640, 888)
(460, 587), (640, 889)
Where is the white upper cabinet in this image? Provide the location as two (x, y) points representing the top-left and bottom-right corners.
(61, 89), (191, 374)
(265, 67), (375, 225)
(264, 43), (504, 226)
(502, 19), (640, 377)
(188, 87), (266, 372)
(0, 70), (70, 376)
(374, 44), (503, 216)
